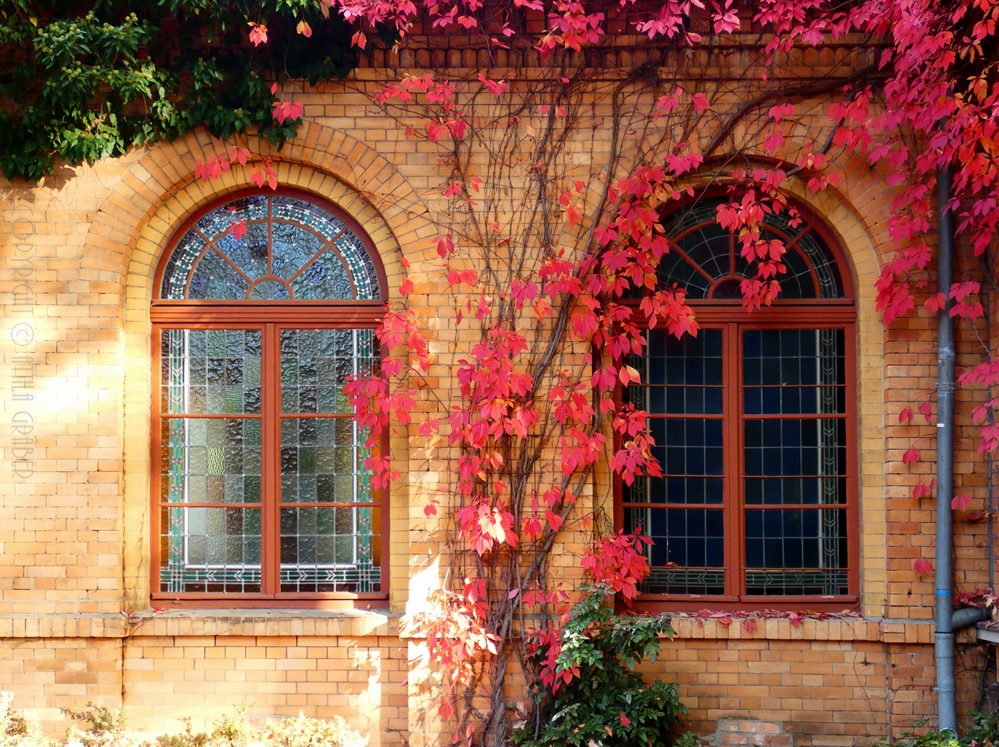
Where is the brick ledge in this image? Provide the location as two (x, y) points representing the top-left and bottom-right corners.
(669, 616), (941, 644)
(0, 610), (402, 639)
(0, 613), (956, 645)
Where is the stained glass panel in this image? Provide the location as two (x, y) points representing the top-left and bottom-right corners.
(280, 418), (373, 504)
(161, 330), (261, 415)
(159, 506), (261, 593)
(159, 194), (381, 300)
(657, 197), (845, 300)
(279, 506), (381, 593)
(280, 329), (376, 414)
(214, 222), (269, 281)
(160, 418), (262, 505)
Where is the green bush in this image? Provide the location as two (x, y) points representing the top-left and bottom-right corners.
(512, 585), (693, 747)
(879, 713), (999, 747)
(0, 692), (366, 747)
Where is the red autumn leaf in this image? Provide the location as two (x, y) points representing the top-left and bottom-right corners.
(399, 278), (415, 296)
(476, 73), (509, 96)
(247, 22), (268, 46)
(619, 714), (631, 727)
(272, 100), (304, 124)
(296, 20), (312, 37)
(228, 220), (247, 241)
(914, 558), (932, 577)
(919, 402), (933, 421)
(951, 494), (973, 511)
(899, 407), (913, 424)
(902, 447), (919, 464)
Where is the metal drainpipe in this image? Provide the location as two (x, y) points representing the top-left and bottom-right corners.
(935, 161), (959, 734)
(934, 164), (991, 732)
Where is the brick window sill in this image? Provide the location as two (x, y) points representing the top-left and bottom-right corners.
(665, 615), (952, 644)
(0, 610), (403, 639)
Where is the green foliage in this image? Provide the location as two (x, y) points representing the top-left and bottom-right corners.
(58, 701), (366, 747)
(513, 585), (691, 747)
(878, 713), (999, 747)
(0, 1), (359, 180)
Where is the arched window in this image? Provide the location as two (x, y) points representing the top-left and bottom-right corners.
(619, 196), (858, 609)
(151, 191), (388, 606)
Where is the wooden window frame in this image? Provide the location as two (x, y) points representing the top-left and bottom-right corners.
(149, 189), (389, 610)
(617, 201), (859, 613)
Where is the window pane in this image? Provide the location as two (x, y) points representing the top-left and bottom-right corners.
(744, 419), (846, 478)
(214, 222), (269, 281)
(280, 506), (381, 593)
(625, 506), (725, 595)
(280, 418), (374, 504)
(159, 506), (261, 593)
(280, 329), (377, 414)
(161, 329), (261, 415)
(160, 418), (261, 505)
(744, 508), (848, 595)
(160, 195), (381, 301)
(290, 250), (354, 300)
(271, 221), (325, 279)
(188, 250), (250, 300)
(742, 329), (846, 394)
(626, 329), (722, 414)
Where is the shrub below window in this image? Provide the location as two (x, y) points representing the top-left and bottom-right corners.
(513, 585), (694, 747)
(0, 695), (366, 747)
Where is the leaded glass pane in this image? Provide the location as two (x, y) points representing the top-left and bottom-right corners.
(290, 250), (353, 300)
(744, 508), (848, 595)
(280, 329), (376, 414)
(271, 196), (346, 240)
(214, 222), (269, 281)
(161, 330), (261, 415)
(657, 197), (846, 301)
(195, 196), (268, 239)
(249, 279), (292, 300)
(625, 329), (723, 414)
(280, 418), (373, 504)
(742, 326), (848, 596)
(159, 194), (382, 301)
(160, 418), (261, 505)
(279, 506), (381, 593)
(272, 221), (325, 279)
(161, 231), (205, 299)
(334, 232), (380, 301)
(625, 506), (725, 595)
(778, 244), (819, 299)
(188, 250), (249, 300)
(159, 506), (261, 593)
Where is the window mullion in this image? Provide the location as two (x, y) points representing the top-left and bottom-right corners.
(722, 323), (743, 598)
(261, 323), (282, 596)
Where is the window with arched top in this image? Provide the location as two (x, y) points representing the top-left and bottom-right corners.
(151, 190), (388, 607)
(618, 196), (858, 610)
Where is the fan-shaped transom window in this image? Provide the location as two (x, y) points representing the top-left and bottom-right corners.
(151, 190), (388, 608)
(658, 196), (846, 300)
(620, 196), (858, 610)
(159, 194), (382, 301)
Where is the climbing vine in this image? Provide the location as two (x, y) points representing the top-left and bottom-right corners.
(10, 0), (999, 743)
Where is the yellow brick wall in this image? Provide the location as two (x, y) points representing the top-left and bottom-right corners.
(0, 53), (993, 746)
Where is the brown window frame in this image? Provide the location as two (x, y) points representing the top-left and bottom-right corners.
(617, 200), (860, 613)
(149, 189), (389, 609)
